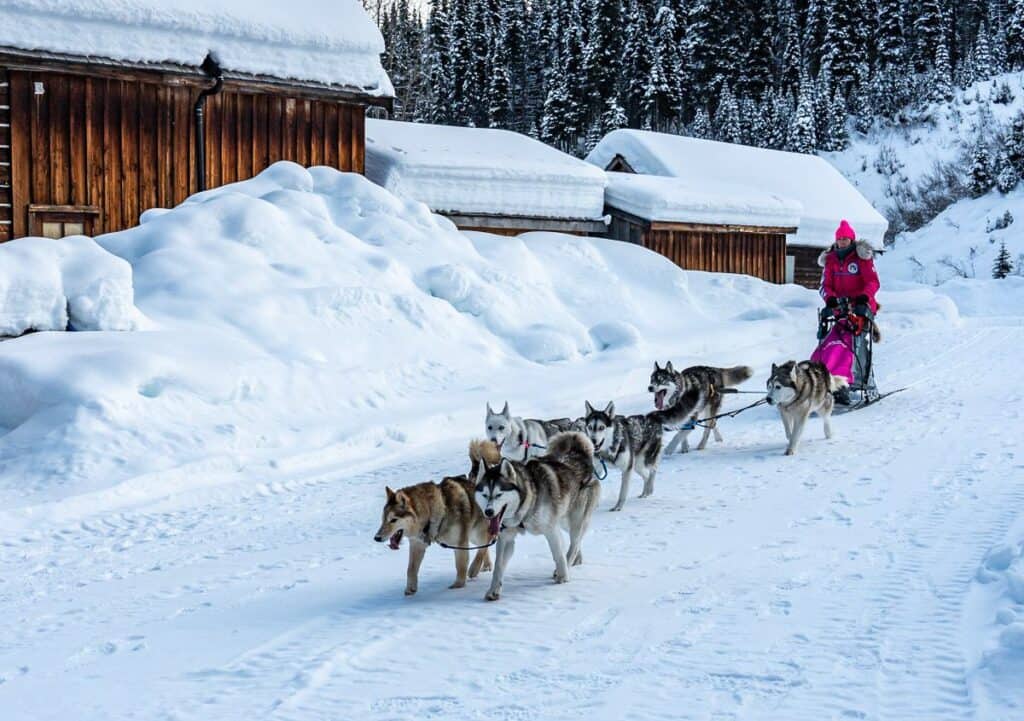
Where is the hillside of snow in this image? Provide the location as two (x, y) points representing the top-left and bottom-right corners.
(827, 71), (1024, 287)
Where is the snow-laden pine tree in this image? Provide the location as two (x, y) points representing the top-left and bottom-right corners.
(995, 148), (1021, 192)
(931, 37), (955, 103)
(714, 85), (743, 144)
(689, 107), (712, 138)
(993, 240), (1015, 278)
(647, 3), (684, 129)
(419, 0), (455, 124)
(969, 141), (995, 196)
(1008, 0), (1024, 69)
(914, 0), (946, 71)
(789, 79), (818, 153)
(821, 0), (862, 93)
(621, 0), (654, 127)
(582, 0), (624, 135)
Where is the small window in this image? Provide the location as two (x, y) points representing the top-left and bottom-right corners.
(29, 205), (99, 239)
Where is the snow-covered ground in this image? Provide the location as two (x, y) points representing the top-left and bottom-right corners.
(1, 163), (1022, 720)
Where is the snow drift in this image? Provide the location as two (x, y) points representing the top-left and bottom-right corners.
(0, 235), (141, 336)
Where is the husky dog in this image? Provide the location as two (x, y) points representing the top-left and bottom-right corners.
(765, 361), (848, 456)
(648, 361), (754, 454)
(584, 400), (663, 512)
(374, 440), (499, 595)
(485, 402), (575, 461)
(474, 432), (600, 601)
(582, 387), (711, 511)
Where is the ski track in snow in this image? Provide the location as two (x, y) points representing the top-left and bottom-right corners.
(0, 320), (1022, 721)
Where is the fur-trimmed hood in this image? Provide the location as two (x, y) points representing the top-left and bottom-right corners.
(818, 239), (875, 267)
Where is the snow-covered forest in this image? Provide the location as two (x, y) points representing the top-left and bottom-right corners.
(372, 0), (1023, 156)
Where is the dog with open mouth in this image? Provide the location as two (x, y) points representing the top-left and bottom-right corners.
(374, 439), (499, 596)
(474, 431), (600, 601)
(648, 361), (754, 454)
(484, 401), (576, 462)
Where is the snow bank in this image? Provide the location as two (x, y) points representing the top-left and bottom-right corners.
(0, 236), (141, 336)
(604, 171), (802, 228)
(366, 119), (606, 219)
(0, 0), (392, 96)
(967, 530), (1024, 715)
(2, 162), (813, 510)
(587, 129), (888, 248)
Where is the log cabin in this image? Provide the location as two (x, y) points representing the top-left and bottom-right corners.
(0, 0), (393, 242)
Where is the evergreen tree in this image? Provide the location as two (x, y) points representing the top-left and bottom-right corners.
(714, 85), (743, 143)
(647, 3), (684, 128)
(969, 141), (995, 196)
(993, 240), (1014, 278)
(875, 0), (905, 70)
(621, 0), (654, 126)
(740, 0), (774, 98)
(824, 91), (850, 151)
(582, 0), (625, 131)
(974, 20), (994, 79)
(689, 107), (712, 138)
(1007, 111), (1024, 174)
(777, 0), (803, 89)
(789, 79), (818, 153)
(420, 0), (455, 124)
(822, 0), (862, 92)
(931, 38), (955, 103)
(914, 0), (946, 70)
(1008, 0), (1024, 69)
(995, 148), (1021, 192)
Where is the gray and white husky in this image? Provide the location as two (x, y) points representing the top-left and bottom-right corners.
(582, 385), (719, 511)
(474, 432), (600, 601)
(648, 361), (754, 454)
(582, 401), (662, 511)
(485, 402), (575, 462)
(765, 360), (848, 456)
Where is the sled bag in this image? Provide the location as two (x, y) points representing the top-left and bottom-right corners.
(811, 322), (855, 384)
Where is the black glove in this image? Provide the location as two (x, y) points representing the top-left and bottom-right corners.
(853, 294), (869, 306)
(825, 296), (839, 309)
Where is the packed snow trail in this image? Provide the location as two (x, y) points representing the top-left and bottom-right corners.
(0, 318), (1021, 721)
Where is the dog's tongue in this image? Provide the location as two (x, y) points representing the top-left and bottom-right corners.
(388, 530), (402, 550)
(488, 515), (501, 536)
(655, 389), (666, 410)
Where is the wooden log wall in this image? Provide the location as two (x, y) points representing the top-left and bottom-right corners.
(789, 243), (825, 289)
(0, 68), (10, 241)
(643, 228), (787, 284)
(4, 67), (365, 239)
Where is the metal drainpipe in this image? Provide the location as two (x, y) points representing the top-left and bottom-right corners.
(193, 54), (224, 192)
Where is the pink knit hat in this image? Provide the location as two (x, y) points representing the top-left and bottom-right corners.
(835, 219), (856, 241)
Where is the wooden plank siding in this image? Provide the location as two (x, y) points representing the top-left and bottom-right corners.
(644, 229), (787, 284)
(789, 243), (825, 289)
(3, 67), (366, 241)
(0, 67), (10, 240)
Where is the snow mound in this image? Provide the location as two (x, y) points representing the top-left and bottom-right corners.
(0, 236), (141, 336)
(3, 162), (820, 511)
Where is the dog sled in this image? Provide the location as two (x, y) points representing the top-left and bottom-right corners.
(811, 298), (902, 411)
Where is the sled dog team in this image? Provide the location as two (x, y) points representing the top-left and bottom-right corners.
(376, 359), (848, 601)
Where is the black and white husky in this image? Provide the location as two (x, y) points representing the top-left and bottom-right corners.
(582, 388), (711, 511)
(648, 361), (754, 454)
(485, 402), (575, 462)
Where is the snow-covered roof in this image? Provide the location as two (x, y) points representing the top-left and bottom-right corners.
(587, 130), (888, 248)
(605, 172), (802, 229)
(0, 0), (393, 98)
(365, 119), (607, 220)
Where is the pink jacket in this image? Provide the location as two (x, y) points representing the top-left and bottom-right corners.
(818, 240), (880, 313)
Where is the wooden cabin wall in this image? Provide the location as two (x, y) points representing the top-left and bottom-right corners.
(0, 68), (10, 241)
(4, 67), (365, 239)
(642, 228), (787, 284)
(788, 244), (825, 289)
